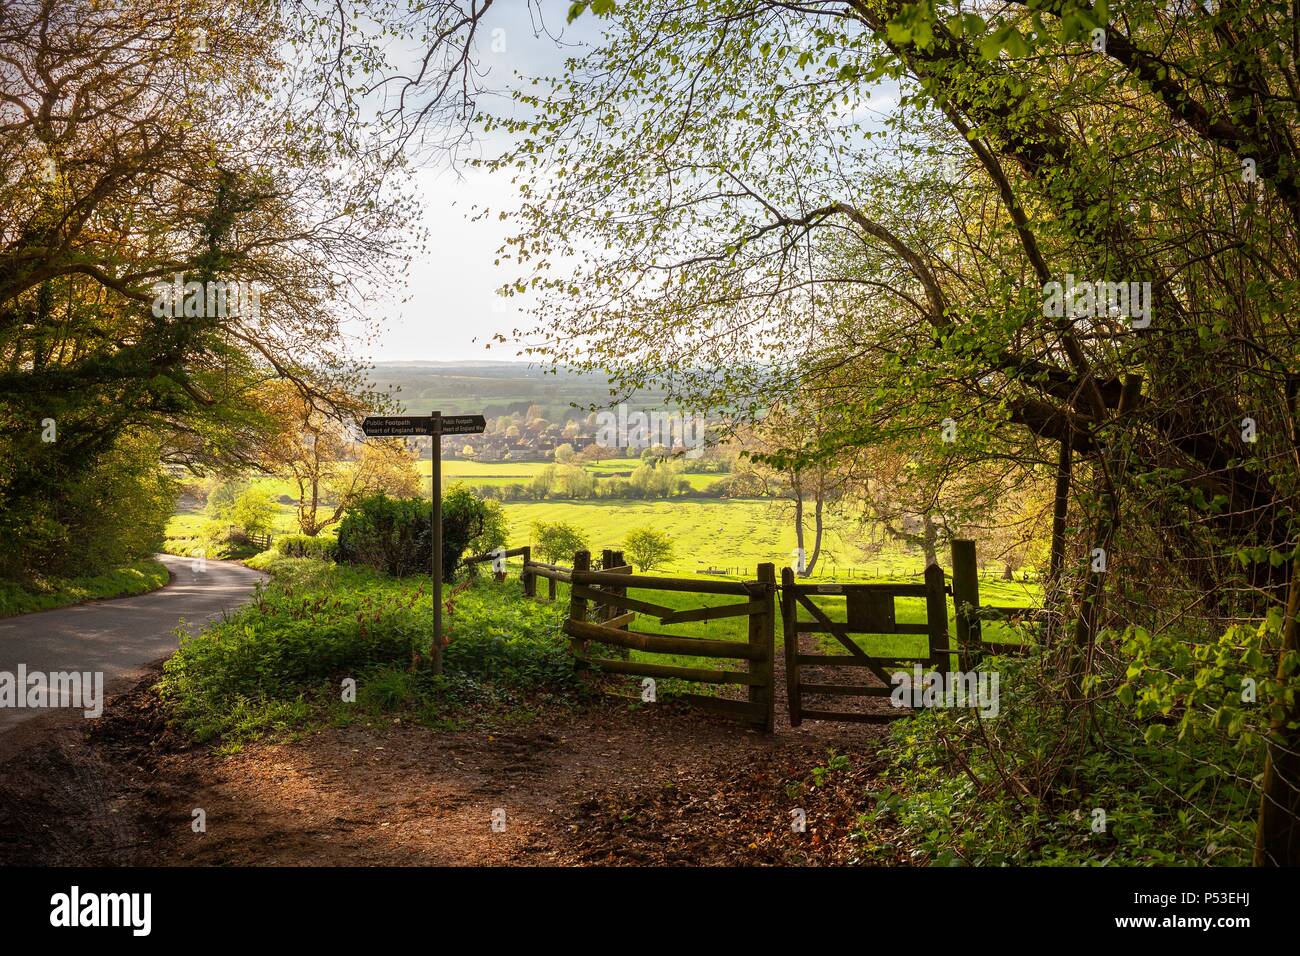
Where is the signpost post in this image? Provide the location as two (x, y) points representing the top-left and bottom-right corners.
(431, 412), (442, 673)
(361, 411), (486, 674)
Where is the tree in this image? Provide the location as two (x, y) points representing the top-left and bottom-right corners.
(493, 1), (1300, 863)
(531, 521), (588, 565)
(0, 0), (422, 579)
(231, 487), (276, 540)
(554, 442), (576, 463)
(732, 402), (848, 576)
(624, 526), (675, 573)
(258, 383), (420, 536)
(468, 498), (509, 557)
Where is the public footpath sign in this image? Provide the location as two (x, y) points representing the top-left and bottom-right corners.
(358, 411), (486, 672)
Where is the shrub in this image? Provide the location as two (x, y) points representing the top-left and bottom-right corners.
(531, 520), (588, 565)
(275, 534), (338, 560)
(335, 489), (495, 580)
(335, 494), (429, 577)
(624, 525), (675, 571)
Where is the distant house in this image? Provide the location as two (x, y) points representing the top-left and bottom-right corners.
(505, 444), (548, 462)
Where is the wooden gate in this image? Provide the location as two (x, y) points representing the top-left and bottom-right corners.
(562, 552), (777, 732)
(781, 564), (950, 725)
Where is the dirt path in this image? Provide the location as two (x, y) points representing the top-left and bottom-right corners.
(0, 634), (906, 866)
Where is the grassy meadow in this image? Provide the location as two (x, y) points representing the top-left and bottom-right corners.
(165, 464), (1036, 585)
(434, 458), (727, 491)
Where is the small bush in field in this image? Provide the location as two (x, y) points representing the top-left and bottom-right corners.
(624, 525), (675, 572)
(531, 520), (588, 564)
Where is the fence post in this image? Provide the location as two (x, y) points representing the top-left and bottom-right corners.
(600, 549), (616, 622)
(749, 563), (776, 733)
(569, 550), (590, 662)
(521, 545), (536, 598)
(612, 550), (629, 631)
(599, 548), (631, 658)
(781, 566), (801, 727)
(924, 562), (950, 675)
(949, 539), (981, 669)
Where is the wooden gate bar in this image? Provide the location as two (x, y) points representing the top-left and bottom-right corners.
(781, 567), (801, 726)
(571, 569), (751, 594)
(579, 656), (762, 686)
(659, 600), (766, 625)
(570, 585), (675, 619)
(564, 618), (762, 660)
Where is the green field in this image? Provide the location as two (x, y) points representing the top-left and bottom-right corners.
(500, 499), (926, 578)
(167, 482), (1032, 590)
(436, 458), (727, 491)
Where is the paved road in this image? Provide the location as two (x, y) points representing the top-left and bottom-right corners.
(0, 555), (265, 732)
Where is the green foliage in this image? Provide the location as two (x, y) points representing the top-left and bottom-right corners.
(0, 432), (176, 581)
(335, 489), (497, 581)
(531, 520), (589, 565)
(1118, 617), (1298, 747)
(158, 556), (575, 744)
(0, 557), (169, 618)
(231, 486), (277, 538)
(441, 486), (495, 578)
(623, 525), (675, 572)
(468, 496), (510, 556)
(335, 493), (429, 577)
(865, 648), (1257, 866)
(273, 534), (338, 561)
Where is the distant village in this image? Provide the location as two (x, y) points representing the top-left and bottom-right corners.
(440, 405), (714, 463)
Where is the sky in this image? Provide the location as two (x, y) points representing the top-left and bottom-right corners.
(351, 2), (900, 365)
(355, 2), (598, 364)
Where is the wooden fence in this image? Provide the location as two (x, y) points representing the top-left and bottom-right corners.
(471, 538), (1036, 732)
(526, 551), (777, 731)
(248, 532), (275, 551)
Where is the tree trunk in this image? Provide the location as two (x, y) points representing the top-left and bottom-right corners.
(792, 472), (808, 577)
(805, 487), (825, 577)
(1254, 553), (1300, 865)
(922, 513), (938, 567)
(1049, 430), (1072, 583)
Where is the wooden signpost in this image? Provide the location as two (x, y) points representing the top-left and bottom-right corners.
(361, 411), (486, 673)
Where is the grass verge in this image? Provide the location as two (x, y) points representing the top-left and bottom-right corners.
(158, 556), (586, 751)
(0, 558), (170, 618)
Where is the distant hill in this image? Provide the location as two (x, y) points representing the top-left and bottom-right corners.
(369, 361), (669, 421)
